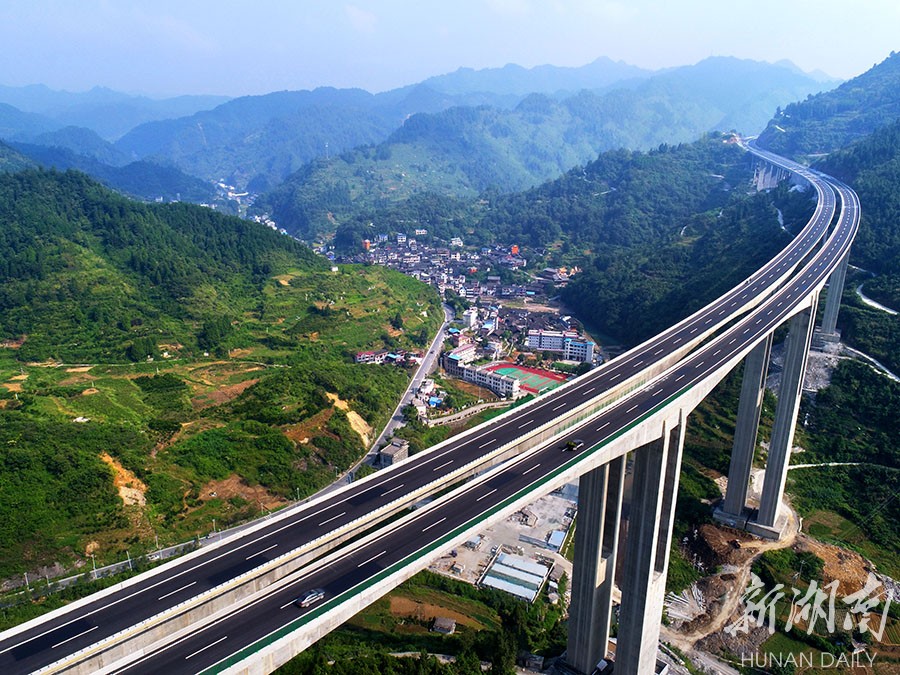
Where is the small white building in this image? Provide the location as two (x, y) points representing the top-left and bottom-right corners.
(461, 308), (479, 330)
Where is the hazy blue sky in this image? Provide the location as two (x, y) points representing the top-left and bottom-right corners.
(1, 0), (897, 97)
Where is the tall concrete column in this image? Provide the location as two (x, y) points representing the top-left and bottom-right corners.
(567, 456), (625, 674)
(754, 302), (816, 535)
(719, 334), (773, 520)
(821, 254), (849, 335)
(615, 415), (686, 674)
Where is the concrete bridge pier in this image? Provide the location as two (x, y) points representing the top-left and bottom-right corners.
(566, 455), (625, 673)
(753, 161), (789, 191)
(614, 413), (686, 674)
(818, 253), (849, 340)
(749, 300), (817, 538)
(714, 334), (773, 527)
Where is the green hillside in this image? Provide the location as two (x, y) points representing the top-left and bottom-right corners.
(810, 119), (900, 373)
(757, 51), (900, 157)
(0, 169), (321, 362)
(0, 171), (442, 579)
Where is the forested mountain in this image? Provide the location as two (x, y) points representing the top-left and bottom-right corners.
(563, 181), (803, 344)
(10, 141), (216, 202)
(0, 141), (35, 173)
(756, 51), (900, 156)
(28, 126), (129, 165)
(483, 136), (803, 345)
(0, 169), (320, 362)
(113, 86), (519, 192)
(751, 52), (900, 373)
(0, 84), (229, 140)
(817, 118), (900, 278)
(260, 58), (832, 240)
(326, 134), (804, 347)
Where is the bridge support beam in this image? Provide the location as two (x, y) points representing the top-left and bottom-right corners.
(566, 456), (625, 674)
(819, 253), (849, 337)
(715, 334), (773, 526)
(751, 302), (816, 538)
(615, 414), (686, 674)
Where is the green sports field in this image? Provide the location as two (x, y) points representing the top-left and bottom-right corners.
(485, 363), (568, 393)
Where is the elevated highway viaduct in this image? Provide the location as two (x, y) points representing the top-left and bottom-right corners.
(0, 144), (857, 675)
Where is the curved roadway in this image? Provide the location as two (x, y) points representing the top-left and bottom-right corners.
(0, 145), (856, 675)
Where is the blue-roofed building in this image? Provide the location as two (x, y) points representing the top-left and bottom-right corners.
(547, 530), (567, 551)
(480, 553), (551, 603)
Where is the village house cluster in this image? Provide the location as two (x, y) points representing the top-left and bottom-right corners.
(332, 230), (558, 301)
(341, 230), (598, 405)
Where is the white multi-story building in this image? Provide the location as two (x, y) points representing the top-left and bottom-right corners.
(563, 339), (595, 363)
(448, 342), (478, 364)
(526, 329), (594, 362)
(442, 357), (521, 399)
(526, 329), (572, 352)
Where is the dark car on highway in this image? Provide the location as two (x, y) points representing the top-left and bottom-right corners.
(295, 589), (325, 608)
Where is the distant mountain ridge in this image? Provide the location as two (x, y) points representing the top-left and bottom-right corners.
(421, 56), (653, 96)
(111, 85), (525, 192)
(0, 56), (838, 201)
(260, 57), (836, 239)
(0, 84), (230, 139)
(29, 126), (130, 166)
(9, 141), (215, 203)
